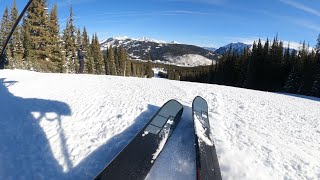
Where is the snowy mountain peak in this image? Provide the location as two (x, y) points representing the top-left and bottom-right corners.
(215, 42), (252, 55)
(137, 37), (167, 44)
(100, 36), (171, 45)
(114, 36), (131, 41)
(170, 41), (179, 44)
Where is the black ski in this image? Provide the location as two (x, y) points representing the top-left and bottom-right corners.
(192, 96), (222, 180)
(95, 99), (183, 180)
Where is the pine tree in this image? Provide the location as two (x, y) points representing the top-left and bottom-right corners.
(76, 28), (82, 48)
(113, 47), (120, 75)
(8, 0), (23, 68)
(316, 34), (320, 55)
(0, 7), (10, 59)
(146, 60), (153, 78)
(125, 59), (131, 76)
(48, 4), (63, 72)
(26, 0), (51, 71)
(22, 17), (32, 69)
(63, 5), (76, 73)
(244, 41), (257, 88)
(107, 45), (116, 75)
(82, 27), (93, 74)
(73, 27), (82, 72)
(91, 34), (104, 74)
(117, 47), (127, 76)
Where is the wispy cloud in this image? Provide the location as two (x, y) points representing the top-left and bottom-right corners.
(224, 36), (266, 45)
(167, 0), (226, 5)
(286, 17), (320, 32)
(251, 9), (320, 33)
(91, 10), (217, 19)
(161, 10), (212, 15)
(49, 0), (97, 8)
(279, 0), (320, 17)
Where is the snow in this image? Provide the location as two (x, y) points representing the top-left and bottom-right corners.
(194, 113), (213, 146)
(1, 69), (320, 180)
(138, 37), (167, 44)
(164, 54), (215, 67)
(152, 68), (167, 78)
(151, 127), (170, 164)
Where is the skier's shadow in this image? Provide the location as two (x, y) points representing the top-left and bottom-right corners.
(67, 104), (160, 179)
(0, 78), (72, 179)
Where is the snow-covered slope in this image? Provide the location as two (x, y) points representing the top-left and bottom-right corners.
(1, 70), (320, 180)
(163, 54), (215, 66)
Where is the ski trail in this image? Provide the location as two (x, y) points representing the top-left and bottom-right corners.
(1, 70), (320, 180)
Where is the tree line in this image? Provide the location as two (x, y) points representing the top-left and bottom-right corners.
(166, 36), (320, 97)
(0, 0), (152, 77)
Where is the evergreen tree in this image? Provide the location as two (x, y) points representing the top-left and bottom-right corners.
(117, 47), (127, 76)
(125, 59), (131, 76)
(316, 34), (320, 55)
(82, 27), (93, 74)
(8, 0), (23, 68)
(244, 41), (257, 88)
(21, 17), (32, 69)
(63, 5), (76, 73)
(48, 4), (63, 72)
(282, 43), (292, 83)
(0, 7), (10, 58)
(74, 27), (82, 72)
(145, 60), (154, 78)
(76, 28), (82, 48)
(91, 34), (104, 74)
(26, 0), (51, 71)
(107, 45), (116, 75)
(114, 47), (119, 75)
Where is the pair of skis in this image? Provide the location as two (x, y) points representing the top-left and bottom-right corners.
(94, 97), (221, 180)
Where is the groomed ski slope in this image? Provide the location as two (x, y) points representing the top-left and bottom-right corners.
(0, 69), (319, 180)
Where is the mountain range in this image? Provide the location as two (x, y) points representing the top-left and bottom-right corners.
(214, 42), (252, 55)
(100, 37), (220, 67)
(100, 37), (291, 66)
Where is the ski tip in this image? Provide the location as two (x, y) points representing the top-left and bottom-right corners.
(193, 96), (206, 103)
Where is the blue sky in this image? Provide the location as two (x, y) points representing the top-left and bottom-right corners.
(1, 0), (320, 48)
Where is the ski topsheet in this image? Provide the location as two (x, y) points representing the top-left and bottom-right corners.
(192, 96), (222, 180)
(95, 100), (183, 180)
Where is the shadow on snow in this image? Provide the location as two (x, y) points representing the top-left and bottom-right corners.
(1, 78), (172, 179)
(67, 104), (160, 179)
(0, 78), (71, 179)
